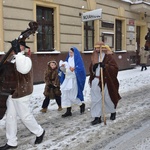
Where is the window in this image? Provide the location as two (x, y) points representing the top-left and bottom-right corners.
(115, 20), (122, 51)
(36, 6), (54, 52)
(101, 21), (114, 28)
(102, 33), (114, 48)
(84, 21), (94, 51)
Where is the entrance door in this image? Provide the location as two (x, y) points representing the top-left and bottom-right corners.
(136, 26), (140, 65)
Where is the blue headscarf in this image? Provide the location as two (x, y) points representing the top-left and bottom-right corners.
(59, 47), (86, 101)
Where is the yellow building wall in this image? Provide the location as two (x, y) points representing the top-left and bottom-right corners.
(0, 0), (4, 52)
(0, 0), (149, 53)
(2, 0), (33, 52)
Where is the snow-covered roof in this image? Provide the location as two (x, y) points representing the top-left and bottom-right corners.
(121, 0), (150, 5)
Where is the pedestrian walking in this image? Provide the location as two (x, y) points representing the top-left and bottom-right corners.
(89, 41), (121, 125)
(59, 47), (86, 117)
(144, 27), (150, 51)
(40, 60), (62, 113)
(0, 40), (45, 150)
(139, 47), (149, 71)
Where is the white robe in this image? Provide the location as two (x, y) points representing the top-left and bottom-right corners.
(60, 57), (82, 108)
(6, 95), (43, 146)
(5, 52), (43, 146)
(90, 52), (115, 118)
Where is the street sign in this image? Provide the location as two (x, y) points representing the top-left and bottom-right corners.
(82, 9), (102, 22)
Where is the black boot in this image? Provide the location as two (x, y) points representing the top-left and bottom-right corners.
(80, 103), (85, 114)
(110, 112), (116, 120)
(62, 107), (72, 117)
(0, 144), (17, 150)
(91, 117), (101, 125)
(141, 66), (144, 71)
(35, 130), (45, 144)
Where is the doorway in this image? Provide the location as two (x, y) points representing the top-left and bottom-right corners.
(136, 26), (140, 65)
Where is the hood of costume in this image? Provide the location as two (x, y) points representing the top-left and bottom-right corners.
(59, 47), (86, 101)
(91, 42), (113, 65)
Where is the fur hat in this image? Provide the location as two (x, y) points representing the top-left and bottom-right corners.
(48, 60), (57, 65)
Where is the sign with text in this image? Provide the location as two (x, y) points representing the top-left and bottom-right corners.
(128, 26), (135, 32)
(82, 9), (102, 22)
(129, 19), (134, 26)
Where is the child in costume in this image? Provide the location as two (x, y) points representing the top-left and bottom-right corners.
(41, 60), (62, 113)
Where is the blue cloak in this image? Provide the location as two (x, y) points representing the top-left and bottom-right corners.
(59, 47), (86, 101)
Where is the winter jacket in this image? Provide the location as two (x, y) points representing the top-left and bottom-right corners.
(12, 52), (33, 98)
(43, 65), (61, 99)
(145, 31), (150, 41)
(139, 50), (149, 64)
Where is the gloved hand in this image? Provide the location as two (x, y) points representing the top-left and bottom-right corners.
(99, 62), (105, 68)
(49, 84), (56, 89)
(11, 39), (21, 54)
(93, 63), (98, 72)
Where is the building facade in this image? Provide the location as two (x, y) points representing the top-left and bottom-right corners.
(0, 0), (150, 83)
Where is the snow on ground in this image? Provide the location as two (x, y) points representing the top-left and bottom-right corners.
(0, 66), (150, 150)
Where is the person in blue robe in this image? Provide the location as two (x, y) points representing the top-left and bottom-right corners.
(59, 47), (86, 117)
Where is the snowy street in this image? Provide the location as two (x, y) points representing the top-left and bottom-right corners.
(86, 86), (150, 150)
(0, 66), (150, 150)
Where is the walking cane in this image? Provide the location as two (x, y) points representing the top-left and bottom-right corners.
(99, 46), (107, 125)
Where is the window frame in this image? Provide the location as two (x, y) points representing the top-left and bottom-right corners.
(33, 2), (60, 53)
(36, 6), (54, 52)
(84, 20), (94, 51)
(115, 19), (122, 51)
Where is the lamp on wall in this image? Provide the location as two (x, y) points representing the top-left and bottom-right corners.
(144, 12), (147, 18)
(79, 12), (82, 16)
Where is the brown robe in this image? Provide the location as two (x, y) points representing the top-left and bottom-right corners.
(89, 51), (121, 108)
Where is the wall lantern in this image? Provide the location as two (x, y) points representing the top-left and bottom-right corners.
(144, 12), (147, 18)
